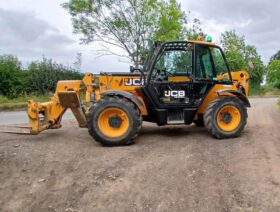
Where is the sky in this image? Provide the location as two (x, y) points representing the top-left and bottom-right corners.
(0, 0), (279, 73)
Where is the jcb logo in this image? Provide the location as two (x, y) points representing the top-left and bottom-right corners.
(164, 90), (185, 98)
(124, 78), (144, 86)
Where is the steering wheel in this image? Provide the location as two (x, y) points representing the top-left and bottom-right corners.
(153, 69), (164, 81)
(153, 68), (175, 81)
(162, 69), (175, 77)
(153, 68), (168, 81)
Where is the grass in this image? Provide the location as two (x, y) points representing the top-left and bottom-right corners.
(0, 94), (51, 111)
(249, 85), (280, 97)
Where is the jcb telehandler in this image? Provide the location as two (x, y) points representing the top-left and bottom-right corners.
(20, 39), (251, 146)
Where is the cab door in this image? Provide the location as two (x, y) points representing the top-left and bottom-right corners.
(145, 42), (197, 109)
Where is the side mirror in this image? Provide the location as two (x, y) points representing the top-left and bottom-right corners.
(130, 66), (143, 73)
(129, 66), (146, 85)
(130, 66), (134, 73)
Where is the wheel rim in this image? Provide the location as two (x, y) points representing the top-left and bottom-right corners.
(98, 108), (130, 138)
(216, 105), (241, 132)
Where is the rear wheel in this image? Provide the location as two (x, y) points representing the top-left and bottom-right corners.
(204, 96), (247, 139)
(88, 96), (142, 146)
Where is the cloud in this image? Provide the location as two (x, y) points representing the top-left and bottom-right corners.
(0, 7), (76, 64)
(180, 0), (280, 63)
(0, 6), (130, 72)
(1, 0), (278, 72)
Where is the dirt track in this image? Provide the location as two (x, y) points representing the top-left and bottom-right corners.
(0, 98), (279, 212)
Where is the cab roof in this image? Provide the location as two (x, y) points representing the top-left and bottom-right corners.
(187, 39), (217, 47)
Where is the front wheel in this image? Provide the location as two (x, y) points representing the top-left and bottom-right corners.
(87, 96), (142, 146)
(204, 96), (248, 139)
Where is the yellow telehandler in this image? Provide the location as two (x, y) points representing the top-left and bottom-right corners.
(12, 39), (251, 146)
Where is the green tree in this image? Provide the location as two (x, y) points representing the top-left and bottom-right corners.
(0, 55), (27, 97)
(63, 0), (189, 67)
(220, 30), (265, 89)
(267, 59), (280, 89)
(27, 57), (82, 95)
(152, 0), (187, 41)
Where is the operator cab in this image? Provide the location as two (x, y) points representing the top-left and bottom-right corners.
(145, 40), (232, 83)
(139, 40), (233, 125)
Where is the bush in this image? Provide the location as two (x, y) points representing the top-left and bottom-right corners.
(249, 84), (280, 96)
(0, 55), (27, 98)
(0, 55), (83, 98)
(267, 60), (280, 89)
(27, 57), (83, 95)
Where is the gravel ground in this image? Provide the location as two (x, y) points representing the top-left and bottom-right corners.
(0, 98), (279, 212)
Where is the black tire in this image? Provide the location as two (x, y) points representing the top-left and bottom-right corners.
(193, 115), (204, 127)
(87, 96), (142, 146)
(204, 96), (248, 139)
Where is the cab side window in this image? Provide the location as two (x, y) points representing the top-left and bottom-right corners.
(210, 47), (230, 80)
(195, 45), (215, 79)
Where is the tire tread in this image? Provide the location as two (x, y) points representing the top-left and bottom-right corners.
(203, 96), (248, 139)
(87, 96), (142, 146)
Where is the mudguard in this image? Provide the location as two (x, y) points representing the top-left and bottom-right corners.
(217, 89), (251, 107)
(100, 90), (148, 115)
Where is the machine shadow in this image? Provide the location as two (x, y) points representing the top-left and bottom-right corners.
(139, 124), (209, 138)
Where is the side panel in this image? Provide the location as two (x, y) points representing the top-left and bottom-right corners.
(145, 81), (213, 109)
(98, 75), (142, 93)
(196, 84), (236, 114)
(95, 74), (144, 102)
(196, 83), (250, 115)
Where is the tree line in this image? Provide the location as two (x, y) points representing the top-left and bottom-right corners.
(267, 51), (280, 89)
(0, 55), (82, 98)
